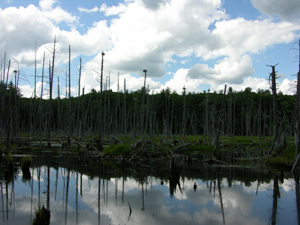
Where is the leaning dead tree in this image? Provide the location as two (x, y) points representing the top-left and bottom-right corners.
(268, 64), (280, 155)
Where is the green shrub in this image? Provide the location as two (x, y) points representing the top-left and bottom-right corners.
(33, 205), (51, 225)
(103, 144), (132, 156)
(186, 144), (214, 153)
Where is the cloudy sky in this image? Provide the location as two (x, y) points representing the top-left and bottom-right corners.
(1, 0), (300, 97)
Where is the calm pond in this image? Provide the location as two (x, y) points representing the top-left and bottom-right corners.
(0, 151), (299, 225)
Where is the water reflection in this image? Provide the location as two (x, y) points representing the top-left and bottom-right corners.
(0, 153), (299, 225)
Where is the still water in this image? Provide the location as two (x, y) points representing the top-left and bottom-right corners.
(0, 152), (299, 225)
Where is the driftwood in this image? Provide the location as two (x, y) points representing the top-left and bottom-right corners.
(203, 158), (228, 165)
(292, 153), (300, 173)
(111, 136), (122, 144)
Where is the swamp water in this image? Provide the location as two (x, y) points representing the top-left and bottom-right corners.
(0, 151), (299, 225)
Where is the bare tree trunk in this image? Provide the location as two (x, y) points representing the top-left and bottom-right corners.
(98, 52), (105, 150)
(204, 92), (209, 140)
(228, 87), (233, 136)
(6, 84), (12, 151)
(57, 76), (61, 136)
(37, 52), (45, 143)
(77, 57), (82, 139)
(68, 45), (72, 139)
(123, 78), (127, 134)
(81, 87), (86, 138)
(212, 85), (227, 158)
(47, 37), (56, 147)
(5, 59), (10, 86)
(182, 86), (187, 136)
(34, 42), (37, 98)
(268, 64), (280, 154)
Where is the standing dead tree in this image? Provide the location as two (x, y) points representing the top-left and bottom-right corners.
(212, 85), (227, 157)
(77, 57), (82, 139)
(267, 64), (280, 155)
(68, 45), (72, 142)
(47, 37), (56, 148)
(97, 52), (105, 151)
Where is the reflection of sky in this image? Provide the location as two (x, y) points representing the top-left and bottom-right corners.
(0, 166), (299, 225)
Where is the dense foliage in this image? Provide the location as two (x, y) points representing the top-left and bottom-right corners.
(1, 82), (296, 141)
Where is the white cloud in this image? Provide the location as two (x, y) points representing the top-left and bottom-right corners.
(1, 0), (300, 97)
(251, 0), (300, 22)
(19, 84), (34, 97)
(139, 0), (169, 10)
(278, 78), (296, 95)
(188, 55), (255, 84)
(100, 3), (127, 16)
(78, 6), (100, 13)
(162, 68), (201, 93)
(39, 0), (57, 11)
(210, 18), (299, 59)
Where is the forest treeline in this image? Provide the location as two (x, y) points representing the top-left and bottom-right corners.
(0, 81), (296, 144)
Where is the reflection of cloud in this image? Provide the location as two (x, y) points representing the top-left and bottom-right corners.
(281, 179), (295, 192)
(2, 166), (298, 225)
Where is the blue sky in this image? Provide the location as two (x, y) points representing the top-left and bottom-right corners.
(0, 0), (300, 97)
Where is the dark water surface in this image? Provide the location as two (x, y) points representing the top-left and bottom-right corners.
(0, 152), (299, 225)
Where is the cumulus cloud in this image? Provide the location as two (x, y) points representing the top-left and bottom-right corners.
(1, 0), (300, 96)
(188, 55), (255, 84)
(210, 18), (299, 59)
(139, 0), (169, 10)
(162, 68), (202, 93)
(251, 0), (300, 22)
(100, 3), (127, 16)
(39, 0), (56, 11)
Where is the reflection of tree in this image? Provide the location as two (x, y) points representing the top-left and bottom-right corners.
(208, 171), (225, 224)
(55, 168), (58, 201)
(98, 177), (101, 225)
(6, 182), (8, 220)
(65, 169), (70, 225)
(47, 165), (50, 211)
(30, 169), (34, 223)
(1, 182), (4, 222)
(106, 179), (109, 207)
(76, 171), (79, 224)
(217, 174), (225, 225)
(122, 176), (125, 204)
(294, 174), (300, 225)
(38, 166), (41, 207)
(115, 178), (118, 206)
(169, 159), (182, 197)
(141, 177), (145, 211)
(271, 175), (280, 225)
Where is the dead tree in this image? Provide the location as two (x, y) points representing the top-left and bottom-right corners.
(47, 37), (56, 147)
(268, 64), (280, 155)
(212, 85), (227, 158)
(68, 45), (72, 139)
(97, 52), (105, 151)
(182, 86), (187, 136)
(77, 57), (82, 139)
